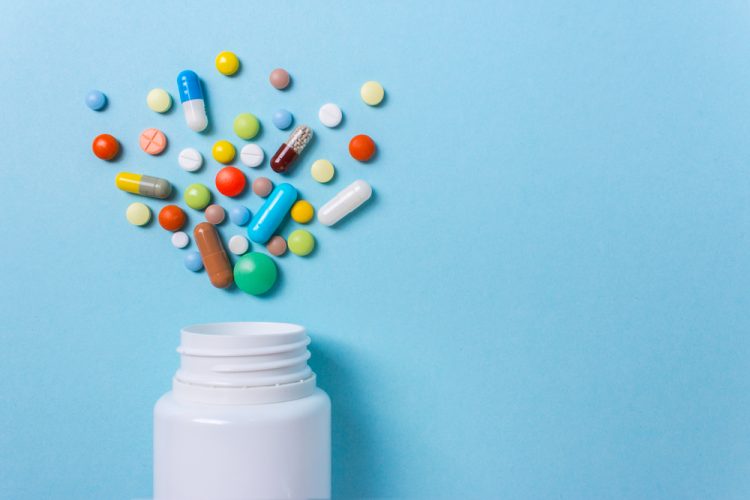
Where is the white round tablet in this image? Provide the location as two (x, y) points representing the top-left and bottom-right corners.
(178, 148), (203, 172)
(171, 231), (189, 248)
(318, 103), (343, 128)
(240, 144), (264, 168)
(228, 235), (250, 255)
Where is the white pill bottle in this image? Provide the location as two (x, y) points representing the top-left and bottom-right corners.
(153, 322), (331, 500)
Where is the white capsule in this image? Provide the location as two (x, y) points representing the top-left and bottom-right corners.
(317, 180), (372, 226)
(177, 70), (208, 132)
(182, 99), (208, 132)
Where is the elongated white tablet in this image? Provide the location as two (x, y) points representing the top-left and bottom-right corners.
(317, 180), (372, 226)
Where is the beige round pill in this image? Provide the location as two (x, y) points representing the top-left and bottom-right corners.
(360, 81), (384, 106)
(266, 235), (287, 256)
(147, 88), (172, 113)
(126, 202), (151, 226)
(310, 159), (335, 183)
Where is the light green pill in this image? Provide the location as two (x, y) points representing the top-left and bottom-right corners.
(126, 202), (151, 226)
(233, 113), (260, 140)
(310, 159), (335, 183)
(146, 88), (172, 113)
(234, 252), (278, 295)
(288, 229), (315, 256)
(184, 183), (211, 210)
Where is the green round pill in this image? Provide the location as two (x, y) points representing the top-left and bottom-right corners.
(184, 183), (211, 210)
(233, 252), (278, 295)
(288, 229), (315, 256)
(233, 113), (260, 140)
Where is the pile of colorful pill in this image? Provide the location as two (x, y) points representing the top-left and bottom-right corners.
(86, 52), (384, 296)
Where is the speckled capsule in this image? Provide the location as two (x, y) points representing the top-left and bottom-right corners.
(270, 125), (313, 174)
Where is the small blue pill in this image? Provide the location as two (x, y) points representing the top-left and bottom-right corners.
(86, 90), (107, 111)
(184, 251), (204, 272)
(229, 205), (251, 226)
(272, 109), (293, 130)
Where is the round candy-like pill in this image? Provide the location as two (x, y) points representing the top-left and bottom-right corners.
(215, 167), (246, 197)
(140, 128), (167, 155)
(291, 200), (314, 224)
(233, 252), (278, 295)
(310, 159), (335, 183)
(318, 103), (342, 128)
(233, 113), (260, 140)
(126, 202), (151, 226)
(269, 68), (290, 90)
(86, 90), (107, 111)
(204, 204), (225, 224)
(171, 231), (189, 248)
(178, 147), (203, 172)
(184, 251), (204, 272)
(158, 205), (186, 231)
(272, 109), (293, 130)
(240, 144), (264, 168)
(266, 235), (287, 256)
(184, 183), (211, 210)
(288, 229), (315, 256)
(349, 134), (376, 162)
(360, 81), (385, 106)
(146, 88), (172, 113)
(216, 51), (240, 76)
(212, 140), (236, 164)
(92, 133), (119, 160)
(228, 235), (250, 255)
(252, 177), (273, 198)
(229, 205), (251, 226)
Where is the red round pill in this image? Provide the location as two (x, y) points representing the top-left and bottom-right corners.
(349, 134), (376, 162)
(158, 205), (186, 232)
(215, 166), (247, 197)
(92, 133), (119, 160)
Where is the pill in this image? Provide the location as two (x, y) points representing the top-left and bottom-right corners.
(269, 68), (290, 90)
(194, 222), (233, 288)
(272, 109), (293, 130)
(147, 88), (172, 113)
(171, 231), (189, 248)
(116, 172), (172, 199)
(184, 251), (204, 272)
(270, 125), (313, 174)
(349, 134), (376, 162)
(178, 148), (203, 172)
(228, 235), (250, 255)
(291, 200), (314, 224)
(317, 179), (372, 226)
(310, 159), (335, 183)
(229, 205), (251, 226)
(234, 252), (278, 295)
(234, 113), (260, 140)
(126, 202), (151, 226)
(252, 177), (273, 198)
(318, 103), (342, 128)
(360, 81), (385, 106)
(86, 90), (107, 111)
(247, 183), (298, 244)
(240, 144), (264, 168)
(92, 134), (119, 160)
(216, 51), (240, 76)
(140, 128), (167, 155)
(212, 140), (236, 164)
(266, 235), (287, 256)
(184, 183), (211, 210)
(288, 229), (315, 256)
(205, 204), (225, 224)
(158, 205), (187, 231)
(215, 167), (246, 197)
(177, 70), (208, 132)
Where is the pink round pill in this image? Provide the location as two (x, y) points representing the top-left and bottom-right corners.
(139, 128), (167, 155)
(252, 177), (273, 198)
(269, 68), (290, 90)
(266, 235), (287, 256)
(204, 204), (225, 225)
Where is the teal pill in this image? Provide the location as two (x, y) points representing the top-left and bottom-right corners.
(233, 252), (278, 295)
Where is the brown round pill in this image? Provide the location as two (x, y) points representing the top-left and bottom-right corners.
(266, 235), (287, 256)
(193, 222), (233, 288)
(252, 177), (274, 198)
(205, 204), (225, 224)
(269, 68), (290, 90)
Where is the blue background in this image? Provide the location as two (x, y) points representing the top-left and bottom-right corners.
(1, 1), (749, 498)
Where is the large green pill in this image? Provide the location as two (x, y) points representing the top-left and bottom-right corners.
(233, 252), (278, 295)
(233, 113), (260, 140)
(184, 183), (211, 210)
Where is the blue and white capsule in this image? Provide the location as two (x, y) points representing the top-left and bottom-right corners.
(248, 183), (298, 244)
(177, 70), (208, 132)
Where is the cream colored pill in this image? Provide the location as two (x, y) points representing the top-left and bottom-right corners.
(318, 103), (342, 128)
(360, 81), (385, 106)
(126, 202), (151, 226)
(147, 88), (172, 113)
(178, 148), (203, 172)
(240, 144), (264, 168)
(171, 231), (189, 248)
(228, 235), (250, 255)
(310, 159), (335, 183)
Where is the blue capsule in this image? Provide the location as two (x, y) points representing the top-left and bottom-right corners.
(248, 183), (298, 244)
(177, 70), (208, 132)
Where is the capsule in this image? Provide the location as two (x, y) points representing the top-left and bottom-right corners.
(194, 222), (233, 288)
(115, 172), (172, 199)
(247, 183), (298, 244)
(317, 180), (372, 226)
(177, 70), (208, 132)
(270, 125), (313, 173)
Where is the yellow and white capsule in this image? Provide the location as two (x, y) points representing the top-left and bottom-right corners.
(115, 172), (172, 199)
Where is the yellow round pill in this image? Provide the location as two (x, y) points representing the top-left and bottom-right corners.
(290, 200), (314, 224)
(215, 51), (240, 76)
(126, 202), (151, 226)
(310, 159), (335, 183)
(146, 88), (172, 113)
(212, 140), (236, 164)
(360, 81), (385, 106)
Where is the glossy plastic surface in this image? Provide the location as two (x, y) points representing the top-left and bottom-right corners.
(115, 172), (172, 199)
(247, 183), (298, 244)
(177, 70), (207, 132)
(317, 179), (372, 226)
(193, 222), (233, 288)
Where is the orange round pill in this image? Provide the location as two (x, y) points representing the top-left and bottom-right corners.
(349, 134), (376, 162)
(140, 128), (167, 155)
(158, 205), (186, 232)
(92, 133), (119, 160)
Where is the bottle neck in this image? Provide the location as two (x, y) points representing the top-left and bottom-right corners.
(172, 322), (316, 405)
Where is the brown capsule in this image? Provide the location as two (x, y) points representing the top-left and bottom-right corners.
(193, 222), (233, 288)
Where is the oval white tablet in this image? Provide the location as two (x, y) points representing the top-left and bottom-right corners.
(318, 103), (342, 128)
(228, 235), (250, 255)
(178, 148), (203, 172)
(240, 144), (264, 168)
(171, 231), (189, 248)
